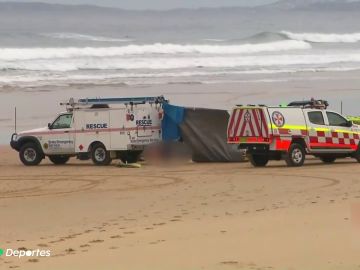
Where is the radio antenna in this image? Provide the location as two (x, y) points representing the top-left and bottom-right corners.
(341, 101), (343, 115)
(14, 107), (17, 133)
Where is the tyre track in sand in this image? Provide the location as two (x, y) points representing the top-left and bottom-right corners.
(0, 173), (184, 199)
(1, 162), (357, 199)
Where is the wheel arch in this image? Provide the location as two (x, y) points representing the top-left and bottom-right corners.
(17, 136), (44, 155)
(290, 137), (307, 151)
(88, 141), (106, 152)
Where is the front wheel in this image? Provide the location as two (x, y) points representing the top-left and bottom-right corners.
(91, 143), (111, 166)
(285, 143), (305, 167)
(248, 154), (269, 167)
(19, 142), (43, 166)
(353, 146), (360, 163)
(49, 155), (70, 165)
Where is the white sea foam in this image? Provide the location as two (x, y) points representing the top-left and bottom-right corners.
(2, 53), (360, 71)
(282, 31), (360, 43)
(43, 33), (133, 42)
(0, 40), (311, 61)
(2, 66), (360, 87)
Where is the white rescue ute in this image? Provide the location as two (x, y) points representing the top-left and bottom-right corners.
(227, 99), (360, 167)
(11, 96), (166, 166)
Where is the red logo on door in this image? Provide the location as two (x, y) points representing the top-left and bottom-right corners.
(272, 111), (285, 127)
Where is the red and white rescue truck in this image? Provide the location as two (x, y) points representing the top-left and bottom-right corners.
(227, 99), (360, 167)
(10, 96), (166, 166)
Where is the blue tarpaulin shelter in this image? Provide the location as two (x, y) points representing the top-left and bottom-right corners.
(162, 103), (185, 141)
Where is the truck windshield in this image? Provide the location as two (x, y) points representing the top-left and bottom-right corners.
(51, 114), (73, 129)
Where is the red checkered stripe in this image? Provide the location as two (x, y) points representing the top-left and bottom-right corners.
(308, 129), (360, 146)
(272, 127), (308, 137)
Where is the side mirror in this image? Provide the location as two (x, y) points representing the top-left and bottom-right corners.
(346, 120), (353, 127)
(48, 123), (52, 129)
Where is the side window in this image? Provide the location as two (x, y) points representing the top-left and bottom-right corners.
(327, 112), (348, 127)
(51, 114), (73, 129)
(308, 111), (325, 125)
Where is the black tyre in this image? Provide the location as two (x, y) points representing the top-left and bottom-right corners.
(248, 154), (269, 167)
(49, 155), (70, 165)
(285, 143), (305, 167)
(353, 146), (360, 163)
(320, 157), (336, 164)
(91, 143), (111, 166)
(19, 142), (43, 166)
(120, 151), (142, 164)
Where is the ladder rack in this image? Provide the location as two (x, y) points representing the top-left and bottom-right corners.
(60, 96), (167, 107)
(288, 99), (329, 109)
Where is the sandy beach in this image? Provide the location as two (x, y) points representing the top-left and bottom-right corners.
(1, 145), (360, 270)
(2, 1), (360, 269)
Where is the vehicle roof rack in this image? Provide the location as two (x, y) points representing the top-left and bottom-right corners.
(60, 96), (167, 107)
(288, 98), (329, 109)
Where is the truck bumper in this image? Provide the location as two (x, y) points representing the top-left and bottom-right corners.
(10, 133), (20, 151)
(239, 143), (270, 154)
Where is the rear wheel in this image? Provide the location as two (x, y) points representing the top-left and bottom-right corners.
(49, 155), (70, 165)
(120, 151), (142, 164)
(285, 143), (305, 167)
(248, 154), (269, 167)
(91, 143), (111, 166)
(320, 157), (336, 164)
(19, 142), (42, 166)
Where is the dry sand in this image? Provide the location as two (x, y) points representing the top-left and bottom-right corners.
(1, 145), (360, 270)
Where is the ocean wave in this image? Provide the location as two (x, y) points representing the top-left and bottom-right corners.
(202, 39), (226, 42)
(0, 70), (293, 84)
(0, 40), (311, 61)
(2, 67), (360, 87)
(1, 53), (360, 71)
(238, 31), (290, 44)
(42, 32), (133, 42)
(281, 31), (360, 43)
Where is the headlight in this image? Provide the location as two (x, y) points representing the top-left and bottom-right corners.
(11, 133), (18, 141)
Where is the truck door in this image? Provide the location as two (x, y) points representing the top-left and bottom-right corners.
(325, 111), (358, 151)
(47, 113), (75, 154)
(136, 108), (153, 137)
(304, 110), (329, 151)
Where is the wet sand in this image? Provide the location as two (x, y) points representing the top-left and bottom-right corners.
(2, 70), (360, 143)
(1, 145), (360, 270)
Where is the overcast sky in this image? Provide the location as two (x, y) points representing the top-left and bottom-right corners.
(0, 0), (279, 9)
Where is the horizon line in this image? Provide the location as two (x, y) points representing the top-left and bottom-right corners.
(0, 0), (278, 12)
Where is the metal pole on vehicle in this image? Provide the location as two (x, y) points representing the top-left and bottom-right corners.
(341, 101), (343, 115)
(14, 107), (17, 133)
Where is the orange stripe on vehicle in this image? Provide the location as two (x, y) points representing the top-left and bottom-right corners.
(310, 142), (355, 150)
(21, 126), (161, 136)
